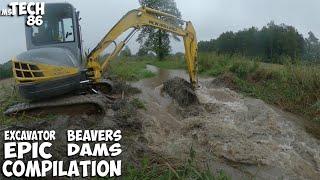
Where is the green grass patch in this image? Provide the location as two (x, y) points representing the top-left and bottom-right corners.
(0, 81), (23, 125)
(109, 55), (187, 81)
(118, 147), (230, 180)
(123, 159), (229, 180)
(109, 57), (155, 81)
(130, 98), (147, 110)
(149, 56), (186, 69)
(99, 147), (230, 180)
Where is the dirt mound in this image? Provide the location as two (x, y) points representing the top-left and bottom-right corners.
(211, 73), (238, 90)
(112, 99), (142, 130)
(163, 77), (199, 107)
(109, 78), (141, 95)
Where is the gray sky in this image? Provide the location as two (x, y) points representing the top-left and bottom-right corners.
(0, 0), (319, 63)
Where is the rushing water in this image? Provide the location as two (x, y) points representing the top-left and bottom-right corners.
(132, 65), (320, 179)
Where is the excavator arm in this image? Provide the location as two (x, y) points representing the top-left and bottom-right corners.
(86, 7), (198, 88)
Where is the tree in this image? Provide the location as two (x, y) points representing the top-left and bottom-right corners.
(198, 39), (216, 52)
(307, 31), (319, 43)
(215, 31), (236, 55)
(137, 47), (148, 56)
(0, 60), (13, 79)
(304, 31), (320, 62)
(120, 46), (132, 57)
(137, 0), (182, 60)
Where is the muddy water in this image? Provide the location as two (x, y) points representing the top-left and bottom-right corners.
(132, 65), (320, 180)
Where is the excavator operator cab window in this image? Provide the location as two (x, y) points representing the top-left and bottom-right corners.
(31, 4), (75, 45)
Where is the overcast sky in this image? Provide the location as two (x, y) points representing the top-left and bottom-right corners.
(0, 0), (319, 63)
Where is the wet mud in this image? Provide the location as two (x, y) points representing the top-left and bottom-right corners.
(163, 77), (199, 107)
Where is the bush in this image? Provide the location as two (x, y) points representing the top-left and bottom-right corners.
(229, 60), (259, 79)
(0, 61), (13, 79)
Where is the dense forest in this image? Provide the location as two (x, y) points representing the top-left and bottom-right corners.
(198, 22), (320, 64)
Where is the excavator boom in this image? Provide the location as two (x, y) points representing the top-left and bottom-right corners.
(87, 7), (198, 87)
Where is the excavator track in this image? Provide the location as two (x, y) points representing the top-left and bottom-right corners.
(4, 94), (113, 116)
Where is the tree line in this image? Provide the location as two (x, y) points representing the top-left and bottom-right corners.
(0, 61), (12, 79)
(198, 21), (320, 64)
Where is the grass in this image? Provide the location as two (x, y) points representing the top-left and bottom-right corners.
(108, 57), (155, 81)
(123, 158), (229, 180)
(0, 79), (56, 126)
(130, 98), (147, 110)
(108, 147), (230, 180)
(0, 80), (32, 126)
(109, 56), (186, 81)
(150, 55), (186, 69)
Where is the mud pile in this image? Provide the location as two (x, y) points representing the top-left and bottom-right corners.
(210, 73), (237, 89)
(111, 80), (141, 95)
(112, 99), (142, 130)
(163, 77), (199, 107)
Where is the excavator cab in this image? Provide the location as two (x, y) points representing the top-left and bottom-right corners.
(13, 3), (84, 100)
(26, 3), (82, 60)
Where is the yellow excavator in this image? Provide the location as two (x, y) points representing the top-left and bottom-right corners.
(6, 3), (198, 115)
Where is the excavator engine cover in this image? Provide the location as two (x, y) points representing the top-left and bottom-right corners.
(13, 47), (82, 101)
